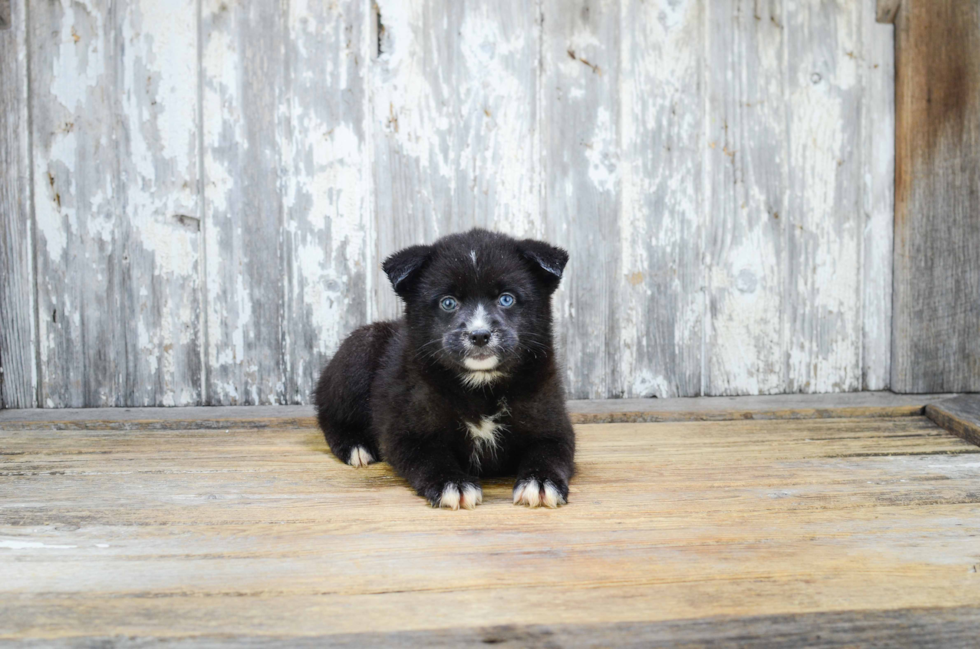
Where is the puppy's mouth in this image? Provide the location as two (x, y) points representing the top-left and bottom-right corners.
(462, 355), (499, 371)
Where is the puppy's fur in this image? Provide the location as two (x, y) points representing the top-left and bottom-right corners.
(314, 229), (575, 509)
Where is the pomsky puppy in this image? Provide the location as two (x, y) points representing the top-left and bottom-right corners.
(314, 229), (575, 509)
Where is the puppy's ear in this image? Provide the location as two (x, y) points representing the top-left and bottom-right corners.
(517, 239), (569, 293)
(382, 244), (433, 297)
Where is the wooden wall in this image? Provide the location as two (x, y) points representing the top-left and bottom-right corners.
(890, 0), (980, 393)
(0, 0), (895, 407)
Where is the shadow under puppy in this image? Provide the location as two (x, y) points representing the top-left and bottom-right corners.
(314, 229), (575, 509)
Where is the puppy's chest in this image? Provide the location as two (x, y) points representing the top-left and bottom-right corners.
(460, 398), (510, 470)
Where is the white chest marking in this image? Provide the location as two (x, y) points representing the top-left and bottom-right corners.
(470, 250), (477, 266)
(464, 403), (509, 470)
(466, 417), (502, 445)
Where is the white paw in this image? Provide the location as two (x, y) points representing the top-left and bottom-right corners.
(347, 446), (375, 468)
(436, 482), (483, 510)
(513, 479), (566, 508)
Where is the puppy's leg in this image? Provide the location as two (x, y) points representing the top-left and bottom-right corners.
(513, 440), (574, 508)
(314, 323), (394, 467)
(387, 438), (482, 510)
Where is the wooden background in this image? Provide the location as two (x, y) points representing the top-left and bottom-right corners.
(0, 0), (896, 408)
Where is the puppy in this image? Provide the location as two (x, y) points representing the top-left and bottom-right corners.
(314, 229), (575, 509)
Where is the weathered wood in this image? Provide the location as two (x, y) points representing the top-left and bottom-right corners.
(861, 1), (895, 390)
(29, 0), (202, 407)
(201, 0), (286, 405)
(3, 0), (901, 406)
(0, 392), (959, 430)
(617, 0), (703, 398)
(926, 395), (980, 448)
(371, 0), (541, 321)
(784, 0), (863, 394)
(876, 0), (902, 24)
(704, 0), (787, 395)
(706, 0), (867, 396)
(2, 416), (980, 641)
(11, 607), (980, 648)
(892, 0), (980, 393)
(0, 0), (35, 409)
(541, 0), (622, 399)
(280, 0), (372, 403)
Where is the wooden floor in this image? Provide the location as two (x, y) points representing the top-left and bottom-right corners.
(2, 402), (980, 646)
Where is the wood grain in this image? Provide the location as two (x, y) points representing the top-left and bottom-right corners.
(1, 0), (904, 405)
(0, 392), (959, 430)
(0, 0), (35, 409)
(705, 0), (786, 395)
(541, 0), (622, 399)
(201, 0), (285, 405)
(876, 0), (902, 24)
(371, 0), (541, 322)
(280, 0), (372, 403)
(617, 0), (704, 398)
(892, 0), (980, 393)
(2, 416), (979, 642)
(11, 607), (980, 648)
(861, 0), (895, 391)
(926, 395), (980, 448)
(29, 0), (202, 408)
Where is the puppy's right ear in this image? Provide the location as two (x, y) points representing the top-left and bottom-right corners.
(517, 239), (569, 294)
(382, 245), (433, 297)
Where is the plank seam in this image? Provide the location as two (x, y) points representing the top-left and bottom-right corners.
(25, 0), (40, 409)
(196, 0), (209, 406)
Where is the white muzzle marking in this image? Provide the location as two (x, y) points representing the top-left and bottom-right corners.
(463, 356), (499, 371)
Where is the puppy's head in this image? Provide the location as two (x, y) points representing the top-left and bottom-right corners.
(382, 229), (568, 387)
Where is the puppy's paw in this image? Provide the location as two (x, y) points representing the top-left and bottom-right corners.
(347, 446), (376, 468)
(426, 481), (483, 510)
(513, 478), (567, 508)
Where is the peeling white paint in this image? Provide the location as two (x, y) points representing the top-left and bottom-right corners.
(15, 0), (895, 406)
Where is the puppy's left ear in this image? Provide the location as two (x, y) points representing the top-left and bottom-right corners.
(382, 244), (433, 297)
(517, 239), (569, 293)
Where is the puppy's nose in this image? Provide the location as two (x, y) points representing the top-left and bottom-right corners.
(468, 329), (491, 347)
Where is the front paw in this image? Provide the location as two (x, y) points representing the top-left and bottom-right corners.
(425, 480), (483, 510)
(513, 477), (567, 508)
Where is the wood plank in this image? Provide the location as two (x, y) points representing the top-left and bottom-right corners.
(371, 0), (541, 321)
(926, 395), (980, 448)
(201, 0), (285, 404)
(784, 0), (864, 394)
(876, 0), (902, 24)
(892, 0), (980, 392)
(705, 1), (876, 396)
(617, 0), (703, 398)
(29, 0), (202, 408)
(0, 0), (35, 409)
(0, 392), (960, 429)
(9, 607), (980, 648)
(704, 0), (787, 395)
(2, 416), (980, 641)
(861, 0), (895, 390)
(280, 0), (372, 404)
(541, 0), (622, 399)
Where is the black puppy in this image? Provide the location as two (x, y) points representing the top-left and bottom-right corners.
(314, 229), (575, 509)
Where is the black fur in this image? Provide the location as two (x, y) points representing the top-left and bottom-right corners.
(314, 229), (575, 509)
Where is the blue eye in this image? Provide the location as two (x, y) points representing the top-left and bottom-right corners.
(440, 296), (458, 311)
(498, 293), (515, 308)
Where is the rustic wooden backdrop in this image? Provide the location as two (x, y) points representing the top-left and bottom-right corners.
(0, 0), (895, 408)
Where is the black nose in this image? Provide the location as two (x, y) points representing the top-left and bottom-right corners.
(469, 329), (491, 347)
